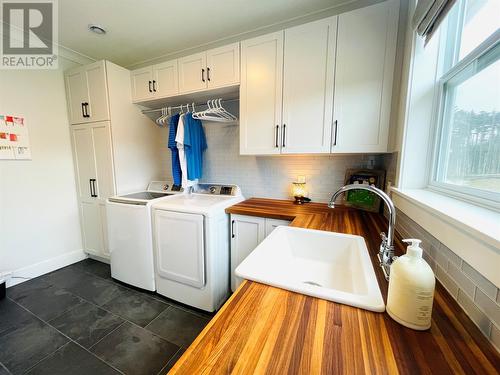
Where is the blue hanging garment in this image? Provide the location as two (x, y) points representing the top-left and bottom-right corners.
(183, 112), (207, 181)
(167, 113), (182, 187)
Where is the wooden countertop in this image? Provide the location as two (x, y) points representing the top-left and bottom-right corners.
(170, 198), (500, 374)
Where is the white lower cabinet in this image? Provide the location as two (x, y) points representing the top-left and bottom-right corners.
(230, 214), (291, 291)
(71, 122), (115, 259)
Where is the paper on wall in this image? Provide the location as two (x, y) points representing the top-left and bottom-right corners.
(0, 115), (31, 160)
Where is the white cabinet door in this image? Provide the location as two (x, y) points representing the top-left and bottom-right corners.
(178, 52), (208, 93)
(230, 214), (266, 291)
(85, 61), (109, 122)
(80, 201), (105, 256)
(154, 60), (179, 97)
(65, 68), (88, 125)
(332, 0), (398, 153)
(240, 32), (284, 155)
(71, 122), (114, 259)
(91, 122), (115, 201)
(265, 218), (291, 237)
(282, 17), (337, 154)
(154, 210), (206, 288)
(71, 126), (96, 200)
(131, 67), (154, 102)
(206, 43), (240, 89)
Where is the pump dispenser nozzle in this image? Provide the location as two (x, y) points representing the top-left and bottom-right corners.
(402, 239), (423, 258)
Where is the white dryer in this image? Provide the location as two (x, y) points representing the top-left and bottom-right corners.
(106, 181), (183, 291)
(152, 184), (244, 312)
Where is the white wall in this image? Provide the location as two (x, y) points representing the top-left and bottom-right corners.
(0, 61), (85, 284)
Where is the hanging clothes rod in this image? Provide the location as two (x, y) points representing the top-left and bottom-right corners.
(141, 98), (239, 114)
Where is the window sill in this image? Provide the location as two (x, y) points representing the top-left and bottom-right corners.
(390, 188), (500, 288)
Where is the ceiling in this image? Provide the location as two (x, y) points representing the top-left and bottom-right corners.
(58, 0), (355, 68)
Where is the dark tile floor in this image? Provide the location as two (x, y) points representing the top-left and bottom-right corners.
(0, 259), (211, 375)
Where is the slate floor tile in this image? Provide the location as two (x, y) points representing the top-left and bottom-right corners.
(0, 298), (34, 334)
(0, 363), (10, 375)
(49, 301), (124, 349)
(145, 305), (209, 348)
(77, 259), (112, 280)
(0, 317), (68, 374)
(45, 265), (90, 289)
(25, 342), (119, 375)
(9, 284), (84, 322)
(102, 289), (168, 327)
(158, 348), (185, 374)
(68, 276), (127, 306)
(91, 322), (179, 375)
(6, 278), (53, 301)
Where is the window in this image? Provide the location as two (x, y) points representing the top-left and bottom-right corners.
(432, 0), (500, 206)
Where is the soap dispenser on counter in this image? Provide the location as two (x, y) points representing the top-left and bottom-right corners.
(386, 239), (435, 330)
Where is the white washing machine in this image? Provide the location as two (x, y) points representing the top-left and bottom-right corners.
(152, 184), (244, 311)
(106, 181), (183, 291)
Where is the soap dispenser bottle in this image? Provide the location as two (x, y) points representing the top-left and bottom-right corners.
(386, 239), (436, 330)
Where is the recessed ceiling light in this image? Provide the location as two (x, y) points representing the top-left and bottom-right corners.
(88, 24), (106, 35)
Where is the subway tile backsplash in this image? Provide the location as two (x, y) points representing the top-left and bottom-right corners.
(396, 209), (500, 351)
(158, 121), (383, 202)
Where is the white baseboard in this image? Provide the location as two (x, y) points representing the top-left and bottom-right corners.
(6, 250), (87, 288)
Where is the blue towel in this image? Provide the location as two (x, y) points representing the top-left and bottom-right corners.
(183, 112), (207, 181)
(167, 113), (182, 186)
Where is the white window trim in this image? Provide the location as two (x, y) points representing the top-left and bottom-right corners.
(427, 29), (500, 210)
(391, 187), (500, 288)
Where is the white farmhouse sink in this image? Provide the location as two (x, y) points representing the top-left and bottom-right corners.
(235, 226), (385, 312)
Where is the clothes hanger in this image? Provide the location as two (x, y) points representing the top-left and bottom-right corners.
(216, 99), (234, 120)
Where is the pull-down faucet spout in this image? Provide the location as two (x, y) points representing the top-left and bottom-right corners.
(328, 184), (396, 280)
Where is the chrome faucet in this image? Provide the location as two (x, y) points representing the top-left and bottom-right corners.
(328, 184), (396, 280)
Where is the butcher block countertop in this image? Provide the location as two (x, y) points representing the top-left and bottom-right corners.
(170, 198), (500, 374)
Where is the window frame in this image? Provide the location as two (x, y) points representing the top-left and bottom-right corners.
(428, 21), (500, 211)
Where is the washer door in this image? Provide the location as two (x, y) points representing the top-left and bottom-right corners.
(154, 210), (205, 288)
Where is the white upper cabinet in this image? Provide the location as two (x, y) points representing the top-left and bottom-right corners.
(179, 44), (241, 94)
(240, 18), (337, 155)
(281, 17), (337, 154)
(131, 43), (240, 100)
(206, 43), (240, 89)
(178, 52), (208, 93)
(131, 60), (179, 101)
(240, 32), (284, 155)
(154, 60), (179, 97)
(66, 69), (89, 124)
(85, 62), (110, 122)
(131, 67), (153, 101)
(239, 0), (398, 155)
(332, 0), (398, 153)
(65, 61), (109, 125)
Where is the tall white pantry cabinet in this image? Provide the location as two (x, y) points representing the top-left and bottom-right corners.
(65, 60), (162, 260)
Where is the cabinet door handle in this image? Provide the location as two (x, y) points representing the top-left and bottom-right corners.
(91, 179), (98, 197)
(201, 68), (205, 82)
(275, 125), (279, 148)
(84, 102), (90, 118)
(231, 220), (235, 238)
(333, 120), (338, 146)
(207, 67), (211, 81)
(81, 103), (85, 118)
(148, 80), (152, 93)
(89, 179), (94, 197)
(282, 124), (286, 148)
(152, 80), (157, 92)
